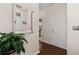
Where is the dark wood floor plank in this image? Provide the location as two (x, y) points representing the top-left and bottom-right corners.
(38, 41), (67, 55)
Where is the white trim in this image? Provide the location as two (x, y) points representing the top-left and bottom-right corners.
(40, 39), (53, 45)
(40, 39), (66, 50)
(33, 50), (40, 55)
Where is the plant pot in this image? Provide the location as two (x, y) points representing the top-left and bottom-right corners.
(0, 49), (16, 55)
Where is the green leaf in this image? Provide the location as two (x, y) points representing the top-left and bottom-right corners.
(0, 32), (28, 55)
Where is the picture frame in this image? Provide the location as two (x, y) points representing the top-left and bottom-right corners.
(12, 4), (34, 34)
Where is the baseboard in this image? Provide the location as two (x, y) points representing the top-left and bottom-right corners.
(40, 39), (53, 46)
(40, 39), (66, 50)
(33, 50), (40, 55)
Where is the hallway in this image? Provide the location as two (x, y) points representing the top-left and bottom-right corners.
(38, 41), (67, 55)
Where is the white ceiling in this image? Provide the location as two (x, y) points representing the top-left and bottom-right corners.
(39, 3), (54, 10)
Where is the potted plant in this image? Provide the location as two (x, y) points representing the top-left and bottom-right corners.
(0, 32), (28, 55)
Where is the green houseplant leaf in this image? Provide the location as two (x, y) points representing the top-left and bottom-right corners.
(0, 32), (28, 55)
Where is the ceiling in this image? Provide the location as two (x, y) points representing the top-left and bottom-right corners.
(39, 3), (54, 10)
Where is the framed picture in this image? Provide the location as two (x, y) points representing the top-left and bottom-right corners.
(12, 4), (34, 34)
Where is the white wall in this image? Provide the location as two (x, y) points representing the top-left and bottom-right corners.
(0, 3), (39, 55)
(67, 4), (79, 55)
(0, 3), (12, 33)
(40, 3), (67, 49)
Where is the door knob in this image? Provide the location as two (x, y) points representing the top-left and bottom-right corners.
(73, 25), (79, 30)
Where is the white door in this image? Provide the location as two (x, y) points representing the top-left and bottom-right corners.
(51, 13), (67, 49)
(67, 4), (79, 55)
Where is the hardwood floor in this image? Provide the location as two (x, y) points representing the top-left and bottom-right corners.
(38, 41), (67, 55)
